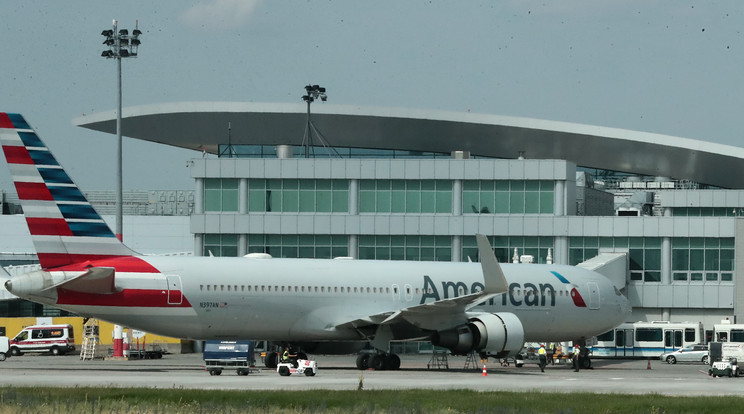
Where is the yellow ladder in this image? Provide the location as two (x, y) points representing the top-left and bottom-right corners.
(80, 320), (100, 360)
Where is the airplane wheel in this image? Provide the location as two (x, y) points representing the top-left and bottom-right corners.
(265, 352), (278, 368)
(356, 354), (370, 370)
(369, 354), (387, 370)
(387, 354), (401, 370)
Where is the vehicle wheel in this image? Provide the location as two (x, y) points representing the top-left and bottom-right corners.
(356, 354), (370, 370)
(304, 368), (315, 377)
(10, 347), (21, 357)
(278, 366), (291, 376)
(237, 369), (249, 376)
(369, 354), (387, 370)
(580, 358), (592, 370)
(0, 352), (6, 361)
(209, 369), (222, 376)
(666, 356), (676, 364)
(265, 352), (278, 369)
(50, 346), (60, 356)
(702, 355), (709, 365)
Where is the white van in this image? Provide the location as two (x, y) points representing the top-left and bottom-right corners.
(9, 324), (75, 356)
(0, 337), (9, 361)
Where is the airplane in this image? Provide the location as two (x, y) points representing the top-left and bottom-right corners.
(0, 112), (630, 370)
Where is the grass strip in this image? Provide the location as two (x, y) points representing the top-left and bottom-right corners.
(0, 387), (742, 413)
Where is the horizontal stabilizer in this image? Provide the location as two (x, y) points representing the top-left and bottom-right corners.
(44, 267), (119, 294)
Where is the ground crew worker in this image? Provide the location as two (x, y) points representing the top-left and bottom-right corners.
(282, 347), (296, 364)
(538, 344), (547, 372)
(547, 343), (555, 365)
(572, 344), (581, 372)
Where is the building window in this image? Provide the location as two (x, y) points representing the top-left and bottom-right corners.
(203, 234), (238, 257)
(672, 238), (734, 283)
(359, 180), (452, 213)
(204, 179), (238, 212)
(463, 180), (553, 214)
(246, 234), (348, 258)
(359, 235), (451, 261)
(248, 179), (348, 213)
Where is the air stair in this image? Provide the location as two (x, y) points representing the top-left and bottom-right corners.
(80, 319), (100, 360)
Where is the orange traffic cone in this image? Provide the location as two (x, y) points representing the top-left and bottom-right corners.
(647, 359), (652, 370)
(482, 363), (488, 376)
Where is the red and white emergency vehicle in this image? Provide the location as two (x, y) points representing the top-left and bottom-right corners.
(9, 324), (75, 356)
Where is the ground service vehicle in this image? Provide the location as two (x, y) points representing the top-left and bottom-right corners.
(659, 344), (709, 364)
(590, 321), (704, 358)
(277, 359), (317, 376)
(203, 340), (255, 376)
(9, 324), (75, 356)
(0, 337), (9, 361)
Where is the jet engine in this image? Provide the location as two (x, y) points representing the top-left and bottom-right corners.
(431, 312), (525, 358)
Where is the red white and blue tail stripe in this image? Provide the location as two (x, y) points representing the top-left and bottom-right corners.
(0, 112), (136, 269)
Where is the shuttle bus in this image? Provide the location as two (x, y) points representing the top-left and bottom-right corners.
(589, 321), (704, 358)
(712, 321), (744, 343)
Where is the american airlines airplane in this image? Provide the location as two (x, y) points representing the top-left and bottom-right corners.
(0, 112), (630, 370)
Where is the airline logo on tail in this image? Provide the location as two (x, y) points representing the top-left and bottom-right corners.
(0, 112), (134, 269)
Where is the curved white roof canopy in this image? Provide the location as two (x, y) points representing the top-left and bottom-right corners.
(74, 102), (744, 189)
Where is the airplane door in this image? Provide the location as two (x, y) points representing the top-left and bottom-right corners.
(166, 275), (183, 305)
(587, 282), (600, 310)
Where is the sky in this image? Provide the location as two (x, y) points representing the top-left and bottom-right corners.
(1, 1), (743, 191)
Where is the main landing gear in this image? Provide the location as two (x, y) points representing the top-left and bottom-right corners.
(356, 352), (401, 370)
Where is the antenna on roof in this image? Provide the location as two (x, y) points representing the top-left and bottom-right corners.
(219, 121), (236, 158)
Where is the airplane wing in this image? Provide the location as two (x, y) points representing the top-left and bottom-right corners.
(334, 234), (508, 332)
(43, 267), (119, 294)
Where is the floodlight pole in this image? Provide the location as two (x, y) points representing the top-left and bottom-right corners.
(101, 19), (141, 242)
(301, 84), (327, 158)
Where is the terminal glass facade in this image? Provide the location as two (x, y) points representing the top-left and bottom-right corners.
(358, 235), (451, 261)
(462, 180), (554, 214)
(247, 179), (349, 213)
(672, 238), (734, 282)
(359, 180), (452, 213)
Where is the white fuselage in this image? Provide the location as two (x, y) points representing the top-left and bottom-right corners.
(19, 256), (629, 343)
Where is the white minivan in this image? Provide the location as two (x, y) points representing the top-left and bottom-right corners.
(9, 324), (75, 356)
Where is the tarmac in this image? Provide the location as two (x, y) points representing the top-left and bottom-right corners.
(0, 352), (740, 396)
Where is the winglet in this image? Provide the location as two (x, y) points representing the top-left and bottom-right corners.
(476, 234), (508, 294)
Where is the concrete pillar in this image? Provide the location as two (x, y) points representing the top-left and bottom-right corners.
(349, 234), (359, 259)
(554, 180), (565, 216)
(662, 237), (671, 284)
(239, 178), (248, 214)
(453, 179), (462, 216)
(194, 178), (204, 214)
(452, 235), (462, 262)
(349, 179), (359, 215)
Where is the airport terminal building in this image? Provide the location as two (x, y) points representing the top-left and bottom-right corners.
(5, 102), (744, 333)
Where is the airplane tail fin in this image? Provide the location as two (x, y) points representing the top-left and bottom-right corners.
(0, 112), (136, 269)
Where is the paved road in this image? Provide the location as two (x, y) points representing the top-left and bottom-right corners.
(0, 353), (738, 396)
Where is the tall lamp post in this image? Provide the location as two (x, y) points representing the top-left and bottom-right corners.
(101, 20), (140, 360)
(301, 84), (327, 158)
(101, 20), (141, 241)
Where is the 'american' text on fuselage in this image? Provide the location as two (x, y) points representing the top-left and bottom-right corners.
(420, 275), (557, 307)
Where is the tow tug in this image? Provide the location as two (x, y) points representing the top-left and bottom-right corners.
(277, 358), (318, 376)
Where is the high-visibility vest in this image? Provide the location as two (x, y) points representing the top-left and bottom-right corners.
(538, 347), (546, 355)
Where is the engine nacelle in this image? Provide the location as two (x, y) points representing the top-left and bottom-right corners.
(431, 312), (525, 358)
